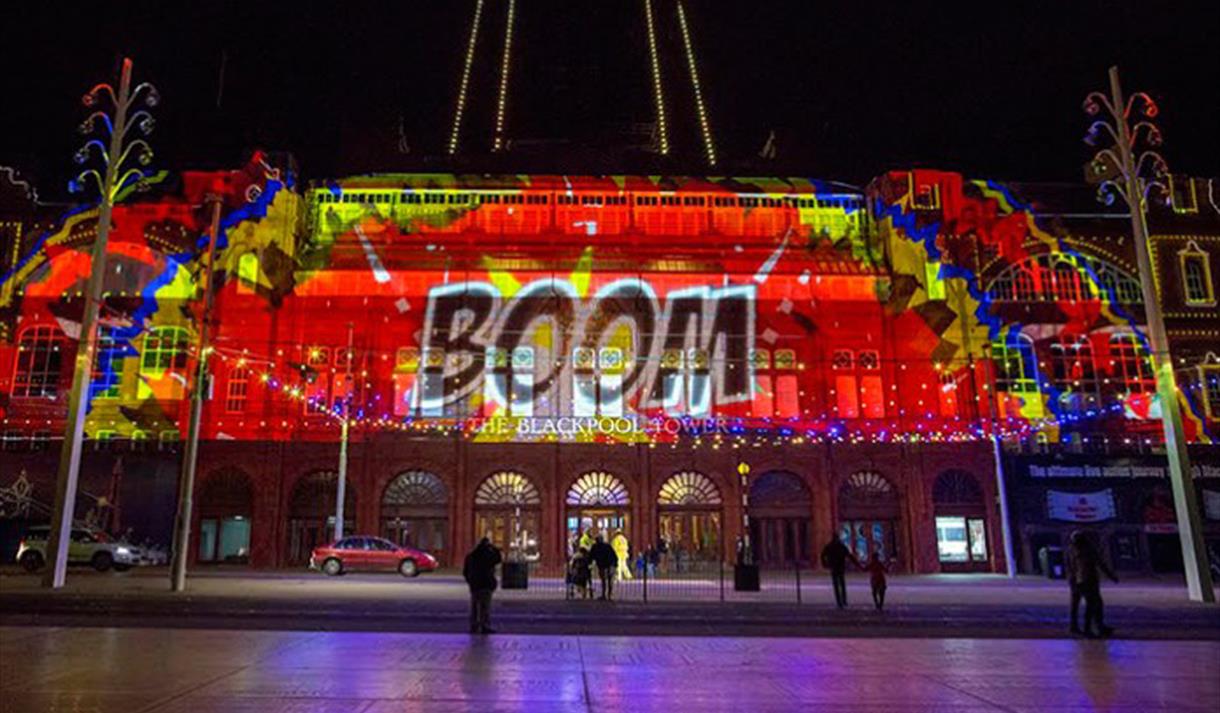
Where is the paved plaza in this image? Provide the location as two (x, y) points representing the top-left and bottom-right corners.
(1, 625), (1218, 712)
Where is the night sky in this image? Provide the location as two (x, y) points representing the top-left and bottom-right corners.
(3, 1), (1217, 198)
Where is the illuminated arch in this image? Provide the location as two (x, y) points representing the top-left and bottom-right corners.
(657, 471), (722, 506)
(475, 471), (540, 506)
(567, 471), (629, 506)
(382, 470), (448, 507)
(839, 470), (897, 506)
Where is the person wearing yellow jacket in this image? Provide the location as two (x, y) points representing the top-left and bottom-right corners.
(612, 530), (632, 580)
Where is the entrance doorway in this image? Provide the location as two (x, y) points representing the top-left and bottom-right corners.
(566, 471), (631, 555)
(474, 471), (542, 562)
(837, 470), (901, 566)
(657, 471), (723, 570)
(197, 467), (253, 564)
(933, 470), (988, 571)
(749, 471), (813, 566)
(287, 470), (355, 566)
(381, 470), (449, 564)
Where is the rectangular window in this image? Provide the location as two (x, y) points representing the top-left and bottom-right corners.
(225, 367), (250, 413)
(1181, 251), (1215, 306)
(13, 325), (64, 398)
(935, 516), (968, 562)
(1203, 366), (1220, 421)
(91, 335), (122, 399)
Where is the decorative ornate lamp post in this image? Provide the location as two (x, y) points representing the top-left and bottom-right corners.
(43, 58), (157, 589)
(734, 460), (759, 590)
(1083, 66), (1214, 602)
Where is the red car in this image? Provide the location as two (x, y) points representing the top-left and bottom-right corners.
(310, 536), (438, 577)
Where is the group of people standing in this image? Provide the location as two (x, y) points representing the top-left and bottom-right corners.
(567, 529), (634, 600)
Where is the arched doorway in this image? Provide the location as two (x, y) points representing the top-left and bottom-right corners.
(566, 471), (630, 555)
(838, 470), (900, 565)
(657, 471), (723, 568)
(197, 467), (253, 564)
(287, 470), (355, 566)
(749, 471), (812, 566)
(381, 470), (448, 564)
(474, 471), (542, 562)
(933, 469), (988, 571)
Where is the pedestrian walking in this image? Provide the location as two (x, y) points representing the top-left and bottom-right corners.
(647, 546), (660, 577)
(864, 552), (889, 611)
(589, 535), (618, 600)
(463, 537), (502, 634)
(1066, 530), (1118, 637)
(820, 534), (859, 608)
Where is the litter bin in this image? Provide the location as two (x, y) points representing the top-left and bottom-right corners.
(1039, 546), (1065, 579)
(734, 563), (760, 591)
(501, 561), (529, 589)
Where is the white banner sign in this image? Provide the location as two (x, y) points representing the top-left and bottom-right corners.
(1029, 464), (1220, 480)
(1047, 489), (1117, 523)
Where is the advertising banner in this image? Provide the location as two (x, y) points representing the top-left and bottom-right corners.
(1046, 489), (1117, 522)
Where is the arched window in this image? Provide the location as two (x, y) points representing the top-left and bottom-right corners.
(839, 470), (897, 507)
(988, 254), (1140, 304)
(383, 471), (448, 506)
(933, 470), (983, 505)
(658, 471), (722, 506)
(567, 471), (629, 506)
(475, 471), (540, 506)
(1109, 334), (1154, 395)
(1050, 335), (1099, 413)
(12, 325), (65, 398)
(139, 326), (189, 399)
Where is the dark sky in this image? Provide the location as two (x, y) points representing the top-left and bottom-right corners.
(3, 1), (1218, 198)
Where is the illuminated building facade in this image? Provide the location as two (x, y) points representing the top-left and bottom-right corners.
(1, 158), (1217, 572)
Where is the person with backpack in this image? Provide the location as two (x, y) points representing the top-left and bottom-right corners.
(463, 537), (502, 634)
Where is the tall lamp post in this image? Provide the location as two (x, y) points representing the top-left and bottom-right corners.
(169, 193), (224, 592)
(737, 460), (752, 564)
(43, 58), (158, 589)
(334, 323), (355, 542)
(1083, 66), (1215, 602)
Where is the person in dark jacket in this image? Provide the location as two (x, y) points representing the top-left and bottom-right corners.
(463, 537), (502, 634)
(820, 534), (860, 608)
(589, 535), (618, 601)
(1066, 530), (1118, 637)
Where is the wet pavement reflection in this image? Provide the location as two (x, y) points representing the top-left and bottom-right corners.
(1, 626), (1217, 712)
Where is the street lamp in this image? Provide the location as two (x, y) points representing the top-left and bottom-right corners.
(737, 460), (752, 565)
(1083, 66), (1215, 603)
(43, 58), (157, 589)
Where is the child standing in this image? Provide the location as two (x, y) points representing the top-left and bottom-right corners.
(865, 552), (890, 611)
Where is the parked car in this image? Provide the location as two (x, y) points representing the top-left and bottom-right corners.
(310, 536), (438, 577)
(17, 526), (144, 572)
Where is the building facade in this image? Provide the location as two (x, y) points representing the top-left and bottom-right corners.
(1, 158), (1217, 572)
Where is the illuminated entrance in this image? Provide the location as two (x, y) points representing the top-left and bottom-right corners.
(474, 471), (541, 562)
(566, 471), (630, 554)
(381, 470), (448, 565)
(657, 471), (723, 566)
(837, 470), (900, 566)
(749, 471), (812, 566)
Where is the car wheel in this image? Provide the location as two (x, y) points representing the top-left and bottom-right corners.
(19, 551), (44, 573)
(113, 564), (131, 572)
(91, 551), (113, 572)
(322, 558), (343, 576)
(399, 559), (419, 578)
